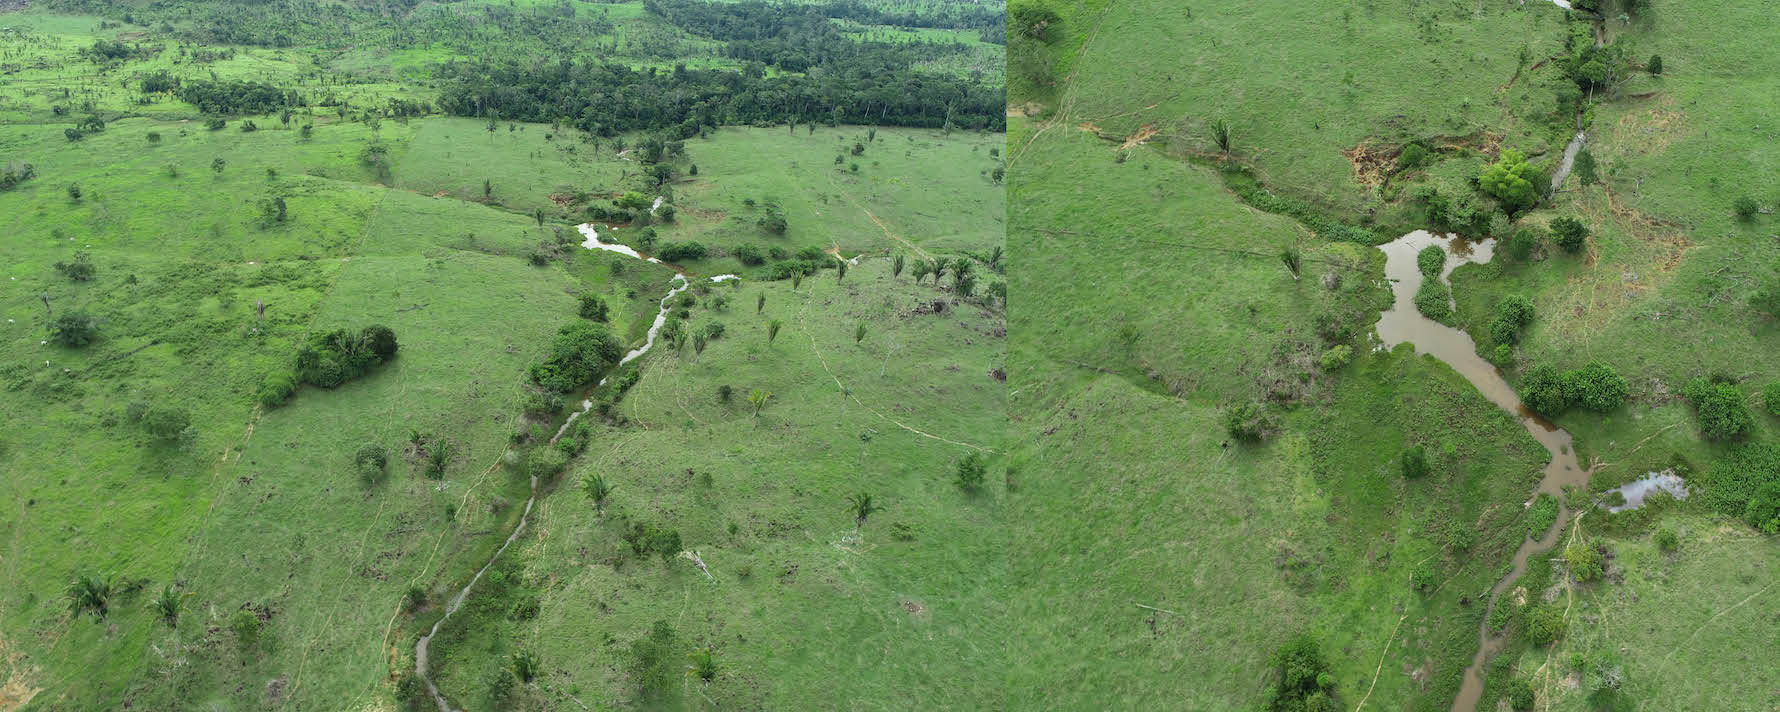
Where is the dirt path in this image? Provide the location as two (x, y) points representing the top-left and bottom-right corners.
(795, 295), (996, 454)
(1007, 2), (1119, 169)
(829, 180), (930, 262)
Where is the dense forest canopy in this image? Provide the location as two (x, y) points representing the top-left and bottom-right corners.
(43, 0), (1003, 132)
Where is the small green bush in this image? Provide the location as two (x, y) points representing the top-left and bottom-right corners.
(1522, 364), (1573, 415)
(1489, 295), (1535, 345)
(1413, 279), (1452, 322)
(354, 443), (388, 484)
(1733, 196), (1760, 221)
(1571, 361), (1628, 412)
(578, 293), (608, 321)
(1522, 604), (1565, 646)
(49, 311), (98, 347)
(1550, 217), (1588, 253)
(1317, 345), (1352, 371)
(955, 453), (986, 493)
(1223, 401), (1275, 442)
(1401, 445), (1430, 478)
(1654, 528), (1678, 552)
(142, 406), (191, 441)
(258, 370), (297, 407)
(1507, 679), (1536, 710)
(1396, 142), (1432, 171)
(1564, 541), (1604, 581)
(529, 447), (570, 478)
(1502, 227), (1541, 262)
(1416, 245), (1444, 277)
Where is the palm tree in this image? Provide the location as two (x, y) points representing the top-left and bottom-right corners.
(67, 572), (115, 620)
(931, 259), (947, 283)
(1279, 246), (1302, 280)
(756, 293), (766, 313)
(892, 253), (905, 279)
(791, 273), (803, 291)
(955, 272), (978, 298)
(513, 650), (540, 683)
(1211, 118), (1231, 155)
(854, 323), (868, 343)
(693, 331), (708, 358)
(989, 246), (1003, 268)
(687, 647), (718, 683)
(581, 474), (615, 518)
(836, 259), (848, 282)
(951, 259), (974, 292)
(149, 584), (187, 627)
(912, 260), (932, 284)
(747, 389), (770, 417)
(846, 492), (882, 529)
(767, 320), (783, 345)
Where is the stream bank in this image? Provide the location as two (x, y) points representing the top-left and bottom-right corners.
(1373, 230), (1592, 712)
(414, 223), (734, 712)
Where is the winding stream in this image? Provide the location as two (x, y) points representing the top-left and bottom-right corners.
(1551, 130), (1587, 193)
(1373, 231), (1592, 712)
(415, 223), (733, 712)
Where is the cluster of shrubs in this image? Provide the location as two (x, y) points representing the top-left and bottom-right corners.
(1683, 377), (1753, 440)
(1520, 360), (1628, 416)
(1262, 634), (1339, 712)
(1701, 442), (1780, 534)
(620, 520), (683, 562)
(653, 241), (707, 262)
(125, 400), (196, 449)
(528, 322), (621, 393)
(0, 161), (35, 192)
(1412, 278), (1453, 323)
(1487, 295), (1535, 364)
(260, 325), (398, 406)
(585, 205), (637, 223)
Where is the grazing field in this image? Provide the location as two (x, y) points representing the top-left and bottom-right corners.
(1008, 0), (1780, 710)
(423, 259), (1007, 709)
(1, 0), (1004, 707)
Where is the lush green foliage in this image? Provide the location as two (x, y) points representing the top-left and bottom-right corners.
(1478, 149), (1540, 213)
(1700, 443), (1780, 533)
(1416, 244), (1444, 277)
(294, 325), (399, 388)
(1400, 444), (1430, 478)
(1264, 635), (1339, 712)
(1550, 216), (1588, 253)
(528, 322), (621, 393)
(1520, 361), (1626, 415)
(49, 311), (98, 347)
(1683, 378), (1753, 439)
(1413, 277), (1452, 322)
(1489, 294), (1535, 346)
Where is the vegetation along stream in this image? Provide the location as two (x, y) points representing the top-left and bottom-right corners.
(1373, 230), (1593, 712)
(414, 223), (735, 712)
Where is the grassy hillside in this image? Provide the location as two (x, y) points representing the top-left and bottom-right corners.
(1007, 0), (1780, 710)
(0, 3), (1004, 705)
(424, 259), (1007, 709)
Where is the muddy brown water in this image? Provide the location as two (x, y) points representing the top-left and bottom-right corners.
(1374, 231), (1592, 712)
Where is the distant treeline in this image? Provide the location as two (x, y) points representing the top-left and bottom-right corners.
(645, 0), (1004, 43)
(436, 56), (1001, 133)
(439, 0), (1003, 133)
